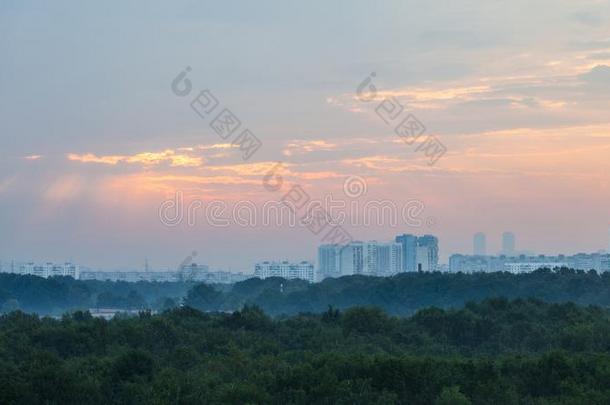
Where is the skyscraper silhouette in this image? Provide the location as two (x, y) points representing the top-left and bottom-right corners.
(473, 232), (486, 256)
(395, 234), (417, 272)
(502, 232), (516, 256)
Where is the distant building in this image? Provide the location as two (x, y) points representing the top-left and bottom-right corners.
(449, 255), (499, 273)
(415, 246), (431, 272)
(395, 234), (417, 271)
(318, 241), (402, 280)
(436, 263), (450, 272)
(473, 232), (486, 256)
(1, 262), (80, 279)
(395, 234), (439, 272)
(502, 232), (516, 256)
(504, 262), (568, 274)
(340, 242), (364, 276)
(449, 252), (610, 274)
(254, 261), (315, 283)
(602, 255), (610, 273)
(376, 242), (403, 277)
(417, 235), (439, 271)
(79, 268), (250, 284)
(79, 271), (181, 282)
(318, 245), (342, 280)
(178, 263), (210, 281)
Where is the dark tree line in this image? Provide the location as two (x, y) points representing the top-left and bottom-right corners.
(0, 298), (610, 404)
(0, 274), (191, 315)
(3, 267), (610, 317)
(186, 267), (610, 316)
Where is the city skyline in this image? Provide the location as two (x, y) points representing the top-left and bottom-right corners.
(3, 227), (610, 275)
(4, 236), (610, 284)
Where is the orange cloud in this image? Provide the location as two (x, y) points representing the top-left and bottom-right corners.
(374, 85), (491, 102)
(67, 150), (203, 168)
(67, 153), (124, 165)
(197, 143), (235, 151)
(282, 140), (337, 156)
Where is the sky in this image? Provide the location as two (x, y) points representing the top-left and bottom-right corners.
(1, 0), (610, 271)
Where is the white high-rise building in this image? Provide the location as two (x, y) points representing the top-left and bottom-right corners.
(339, 242), (364, 276)
(375, 242), (403, 276)
(318, 245), (342, 280)
(254, 261), (315, 283)
(416, 235), (439, 271)
(13, 262), (80, 279)
(318, 241), (402, 279)
(416, 246), (435, 272)
(395, 234), (418, 272)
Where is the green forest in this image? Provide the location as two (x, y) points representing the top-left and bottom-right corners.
(1, 298), (610, 404)
(0, 274), (192, 315)
(185, 267), (610, 316)
(2, 269), (610, 403)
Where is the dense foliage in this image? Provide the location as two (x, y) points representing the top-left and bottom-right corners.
(3, 268), (610, 318)
(0, 298), (609, 404)
(186, 267), (610, 316)
(0, 274), (191, 315)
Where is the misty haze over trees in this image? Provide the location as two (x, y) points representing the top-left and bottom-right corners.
(2, 268), (610, 316)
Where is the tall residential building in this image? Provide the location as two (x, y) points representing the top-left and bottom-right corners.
(395, 234), (417, 271)
(318, 241), (403, 280)
(473, 232), (486, 256)
(395, 234), (439, 272)
(376, 242), (403, 277)
(364, 242), (378, 276)
(415, 246), (429, 272)
(340, 242), (364, 276)
(502, 232), (516, 256)
(254, 261), (315, 283)
(417, 235), (439, 271)
(318, 245), (342, 280)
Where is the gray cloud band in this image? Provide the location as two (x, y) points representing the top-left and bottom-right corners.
(171, 67), (262, 161)
(356, 72), (447, 166)
(167, 68), (436, 252)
